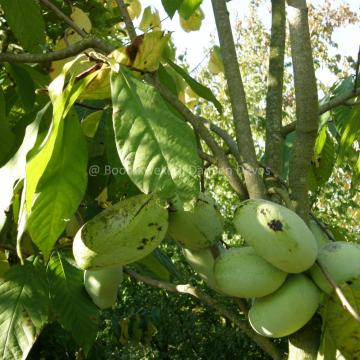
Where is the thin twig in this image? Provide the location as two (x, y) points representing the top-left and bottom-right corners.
(316, 259), (360, 324)
(0, 38), (112, 63)
(125, 268), (282, 360)
(282, 87), (360, 136)
(114, 0), (137, 41)
(39, 0), (87, 37)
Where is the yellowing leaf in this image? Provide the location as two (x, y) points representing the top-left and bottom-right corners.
(70, 6), (92, 33)
(125, 0), (142, 20)
(179, 7), (204, 32)
(181, 86), (198, 108)
(50, 29), (86, 79)
(208, 46), (224, 75)
(139, 6), (161, 32)
(78, 66), (111, 100)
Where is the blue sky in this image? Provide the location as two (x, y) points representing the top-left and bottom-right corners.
(135, 0), (359, 79)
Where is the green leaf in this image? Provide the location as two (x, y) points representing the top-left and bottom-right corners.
(134, 248), (181, 281)
(27, 111), (88, 258)
(282, 131), (295, 180)
(47, 252), (99, 354)
(161, 0), (183, 18)
(320, 282), (360, 359)
(166, 59), (223, 114)
(0, 103), (49, 232)
(338, 107), (360, 160)
(178, 0), (202, 19)
(0, 260), (49, 360)
(0, 0), (45, 52)
(0, 87), (15, 166)
(6, 64), (36, 111)
(110, 68), (201, 202)
(25, 56), (97, 215)
(308, 127), (336, 191)
(81, 110), (103, 138)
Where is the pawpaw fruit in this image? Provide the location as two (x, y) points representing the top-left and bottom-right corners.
(84, 266), (123, 309)
(179, 8), (204, 32)
(168, 193), (223, 250)
(308, 219), (329, 249)
(233, 199), (318, 273)
(214, 247), (287, 298)
(248, 274), (321, 338)
(310, 241), (360, 293)
(183, 242), (224, 290)
(73, 194), (168, 270)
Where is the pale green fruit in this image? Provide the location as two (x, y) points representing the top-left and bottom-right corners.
(248, 275), (321, 338)
(233, 199), (318, 273)
(169, 193), (224, 250)
(84, 267), (123, 309)
(73, 194), (168, 270)
(308, 220), (329, 249)
(183, 243), (224, 290)
(139, 6), (161, 31)
(179, 8), (204, 32)
(310, 241), (360, 293)
(208, 46), (224, 75)
(214, 247), (287, 298)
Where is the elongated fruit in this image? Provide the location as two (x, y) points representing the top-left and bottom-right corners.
(73, 194), (168, 270)
(233, 199), (318, 273)
(183, 242), (224, 290)
(84, 267), (123, 309)
(214, 247), (287, 298)
(308, 219), (329, 249)
(310, 241), (360, 293)
(248, 275), (321, 338)
(169, 193), (223, 250)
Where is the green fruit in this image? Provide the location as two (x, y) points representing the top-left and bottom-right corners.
(248, 275), (321, 338)
(84, 267), (123, 309)
(308, 220), (329, 249)
(233, 199), (318, 273)
(214, 247), (287, 298)
(73, 194), (168, 270)
(183, 243), (224, 290)
(179, 8), (204, 32)
(169, 193), (223, 250)
(310, 241), (360, 293)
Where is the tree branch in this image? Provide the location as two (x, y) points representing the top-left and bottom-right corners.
(0, 38), (112, 63)
(265, 0), (286, 175)
(287, 0), (319, 221)
(39, 0), (87, 38)
(281, 87), (360, 137)
(125, 268), (282, 360)
(114, 0), (137, 41)
(211, 0), (265, 199)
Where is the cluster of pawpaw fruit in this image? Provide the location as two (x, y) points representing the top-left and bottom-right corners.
(72, 193), (360, 339)
(169, 196), (360, 338)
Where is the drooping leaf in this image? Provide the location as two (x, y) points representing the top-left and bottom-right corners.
(308, 127), (336, 191)
(111, 68), (201, 202)
(6, 64), (36, 111)
(0, 0), (45, 52)
(47, 252), (99, 354)
(25, 55), (97, 215)
(320, 282), (360, 359)
(0, 103), (50, 232)
(27, 111), (88, 258)
(179, 7), (204, 32)
(166, 59), (223, 113)
(178, 0), (203, 19)
(338, 106), (360, 160)
(81, 110), (103, 138)
(0, 260), (49, 360)
(0, 87), (15, 166)
(161, 0), (183, 18)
